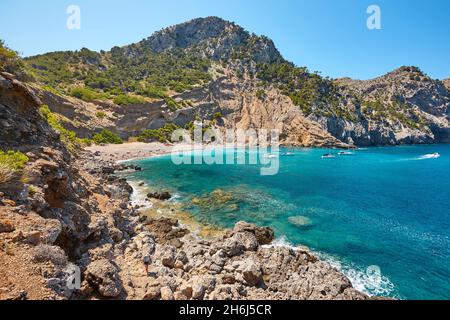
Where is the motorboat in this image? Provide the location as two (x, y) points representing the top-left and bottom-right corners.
(338, 151), (353, 156)
(421, 153), (440, 159)
(321, 153), (335, 159)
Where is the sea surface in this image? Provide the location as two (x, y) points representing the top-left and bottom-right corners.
(125, 144), (450, 300)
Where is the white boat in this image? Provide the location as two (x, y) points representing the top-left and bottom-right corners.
(281, 152), (295, 156)
(321, 153), (335, 159)
(421, 153), (440, 159)
(338, 151), (353, 156)
(263, 154), (278, 159)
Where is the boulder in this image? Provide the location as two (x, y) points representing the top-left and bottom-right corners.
(0, 219), (15, 233)
(231, 232), (258, 251)
(240, 260), (263, 287)
(179, 283), (193, 299)
(222, 238), (245, 257)
(232, 221), (274, 245)
(160, 286), (174, 300)
(192, 282), (206, 300)
(143, 286), (161, 300)
(160, 246), (176, 268)
(85, 259), (123, 298)
(147, 191), (172, 201)
(25, 231), (41, 245)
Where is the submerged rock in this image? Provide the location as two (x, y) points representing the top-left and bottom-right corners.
(288, 215), (313, 228)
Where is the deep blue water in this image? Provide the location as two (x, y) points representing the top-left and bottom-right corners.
(126, 145), (450, 300)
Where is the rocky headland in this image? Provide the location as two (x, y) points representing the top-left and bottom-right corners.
(0, 71), (370, 300)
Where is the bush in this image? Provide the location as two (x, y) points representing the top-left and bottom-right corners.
(39, 105), (88, 152)
(33, 244), (68, 267)
(140, 86), (167, 99)
(256, 89), (266, 100)
(138, 123), (180, 143)
(213, 112), (223, 120)
(92, 129), (123, 144)
(95, 111), (106, 119)
(71, 87), (106, 102)
(0, 150), (29, 184)
(0, 40), (31, 80)
(113, 94), (146, 106)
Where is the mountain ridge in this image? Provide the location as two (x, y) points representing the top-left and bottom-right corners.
(18, 16), (450, 146)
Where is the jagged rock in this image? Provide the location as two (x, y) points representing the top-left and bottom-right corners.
(85, 259), (123, 298)
(192, 282), (206, 300)
(24, 231), (41, 245)
(160, 286), (174, 300)
(231, 232), (258, 251)
(173, 292), (188, 300)
(221, 274), (236, 285)
(222, 238), (245, 257)
(0, 219), (15, 233)
(232, 221), (274, 245)
(179, 283), (193, 299)
(211, 249), (227, 266)
(143, 287), (161, 300)
(147, 191), (172, 201)
(240, 260), (263, 287)
(160, 246), (176, 268)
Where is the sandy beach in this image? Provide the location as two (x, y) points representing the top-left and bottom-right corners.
(86, 141), (252, 163)
(86, 142), (176, 162)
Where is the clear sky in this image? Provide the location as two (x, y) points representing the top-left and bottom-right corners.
(0, 0), (449, 80)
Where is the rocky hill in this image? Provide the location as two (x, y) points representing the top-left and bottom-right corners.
(23, 16), (450, 147)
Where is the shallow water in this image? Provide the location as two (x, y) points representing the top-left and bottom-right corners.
(125, 145), (450, 300)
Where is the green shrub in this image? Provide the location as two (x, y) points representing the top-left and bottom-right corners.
(95, 111), (106, 119)
(0, 150), (29, 183)
(92, 129), (123, 145)
(0, 40), (31, 80)
(256, 89), (266, 100)
(42, 85), (63, 97)
(113, 94), (146, 106)
(213, 112), (223, 120)
(138, 123), (180, 143)
(71, 87), (106, 102)
(39, 105), (87, 152)
(140, 86), (168, 99)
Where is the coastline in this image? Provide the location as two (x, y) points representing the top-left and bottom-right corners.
(87, 142), (386, 299)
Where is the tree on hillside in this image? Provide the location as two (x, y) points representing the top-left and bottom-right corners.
(0, 40), (31, 80)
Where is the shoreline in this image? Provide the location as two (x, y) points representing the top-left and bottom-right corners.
(126, 176), (394, 298)
(96, 143), (389, 298)
(86, 141), (447, 164)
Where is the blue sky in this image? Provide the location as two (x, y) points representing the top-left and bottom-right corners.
(0, 0), (449, 80)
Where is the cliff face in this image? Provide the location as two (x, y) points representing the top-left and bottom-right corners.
(316, 67), (450, 145)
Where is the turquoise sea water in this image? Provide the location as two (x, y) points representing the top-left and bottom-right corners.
(125, 145), (450, 300)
